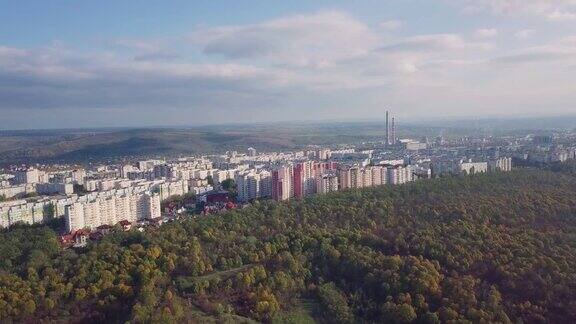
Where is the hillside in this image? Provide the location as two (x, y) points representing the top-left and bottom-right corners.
(0, 122), (482, 164)
(1, 169), (576, 322)
(0, 127), (296, 164)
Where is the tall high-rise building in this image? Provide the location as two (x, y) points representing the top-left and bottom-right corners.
(293, 163), (304, 199)
(385, 110), (390, 146)
(391, 117), (396, 145)
(350, 167), (362, 188)
(272, 165), (292, 201)
(316, 173), (339, 194)
(338, 167), (351, 190)
(293, 161), (319, 198)
(235, 170), (271, 202)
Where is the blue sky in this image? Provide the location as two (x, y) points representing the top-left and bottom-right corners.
(1, 0), (576, 129)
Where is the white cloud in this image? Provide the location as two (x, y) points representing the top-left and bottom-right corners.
(474, 28), (498, 38)
(547, 10), (576, 21)
(380, 20), (403, 30)
(0, 44), (292, 112)
(191, 11), (379, 67)
(487, 36), (576, 71)
(398, 61), (418, 74)
(515, 29), (535, 39)
(380, 34), (493, 53)
(111, 39), (180, 62)
(3, 9), (576, 126)
(456, 0), (576, 21)
(0, 46), (27, 58)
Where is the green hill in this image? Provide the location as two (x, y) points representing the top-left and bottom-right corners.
(1, 169), (576, 322)
(0, 122), (473, 164)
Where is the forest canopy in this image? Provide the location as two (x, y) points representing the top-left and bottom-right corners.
(1, 168), (576, 323)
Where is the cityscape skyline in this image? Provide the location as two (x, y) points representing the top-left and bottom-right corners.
(2, 1), (576, 129)
(3, 2), (576, 323)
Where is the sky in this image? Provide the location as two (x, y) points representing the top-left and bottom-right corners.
(1, 0), (576, 129)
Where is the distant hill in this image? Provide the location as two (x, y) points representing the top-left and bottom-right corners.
(411, 115), (576, 131)
(0, 123), (405, 164)
(2, 116), (575, 165)
(0, 127), (298, 164)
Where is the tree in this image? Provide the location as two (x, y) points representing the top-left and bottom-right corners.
(221, 179), (236, 191)
(73, 184), (87, 195)
(1, 169), (576, 323)
(221, 179), (237, 199)
(382, 302), (417, 323)
(44, 203), (55, 219)
(318, 283), (353, 323)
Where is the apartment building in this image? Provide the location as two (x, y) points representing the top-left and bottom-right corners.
(272, 166), (292, 201)
(316, 173), (339, 194)
(0, 200), (52, 228)
(488, 157), (513, 172)
(236, 170), (272, 202)
(65, 192), (161, 232)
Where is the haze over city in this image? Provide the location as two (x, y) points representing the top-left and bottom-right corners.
(2, 0), (576, 129)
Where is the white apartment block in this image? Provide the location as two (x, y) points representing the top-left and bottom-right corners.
(71, 169), (87, 185)
(97, 179), (116, 191)
(459, 162), (488, 175)
(13, 168), (44, 184)
(316, 174), (339, 194)
(0, 174), (12, 186)
(260, 172), (272, 198)
(0, 200), (52, 228)
(36, 183), (74, 195)
(138, 159), (165, 171)
(305, 164), (317, 195)
(85, 179), (98, 192)
(194, 169), (210, 180)
(171, 168), (194, 181)
(47, 169), (86, 186)
(288, 166), (295, 198)
(339, 165), (394, 189)
(431, 160), (461, 176)
(0, 184), (36, 199)
(371, 166), (388, 186)
(121, 164), (138, 178)
(362, 168), (373, 188)
(155, 180), (189, 201)
(190, 178), (209, 187)
(388, 166), (413, 185)
(190, 186), (213, 195)
(236, 170), (272, 202)
(350, 167), (362, 188)
(2, 178), (188, 230)
(212, 169), (234, 184)
(338, 168), (351, 190)
(236, 172), (259, 202)
(65, 192), (161, 232)
(488, 157), (512, 172)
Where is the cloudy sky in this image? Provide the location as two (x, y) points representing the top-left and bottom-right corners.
(1, 0), (576, 129)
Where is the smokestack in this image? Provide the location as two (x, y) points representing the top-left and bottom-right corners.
(385, 110), (390, 146)
(391, 117), (396, 145)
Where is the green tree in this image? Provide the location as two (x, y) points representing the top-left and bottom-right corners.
(318, 283), (353, 323)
